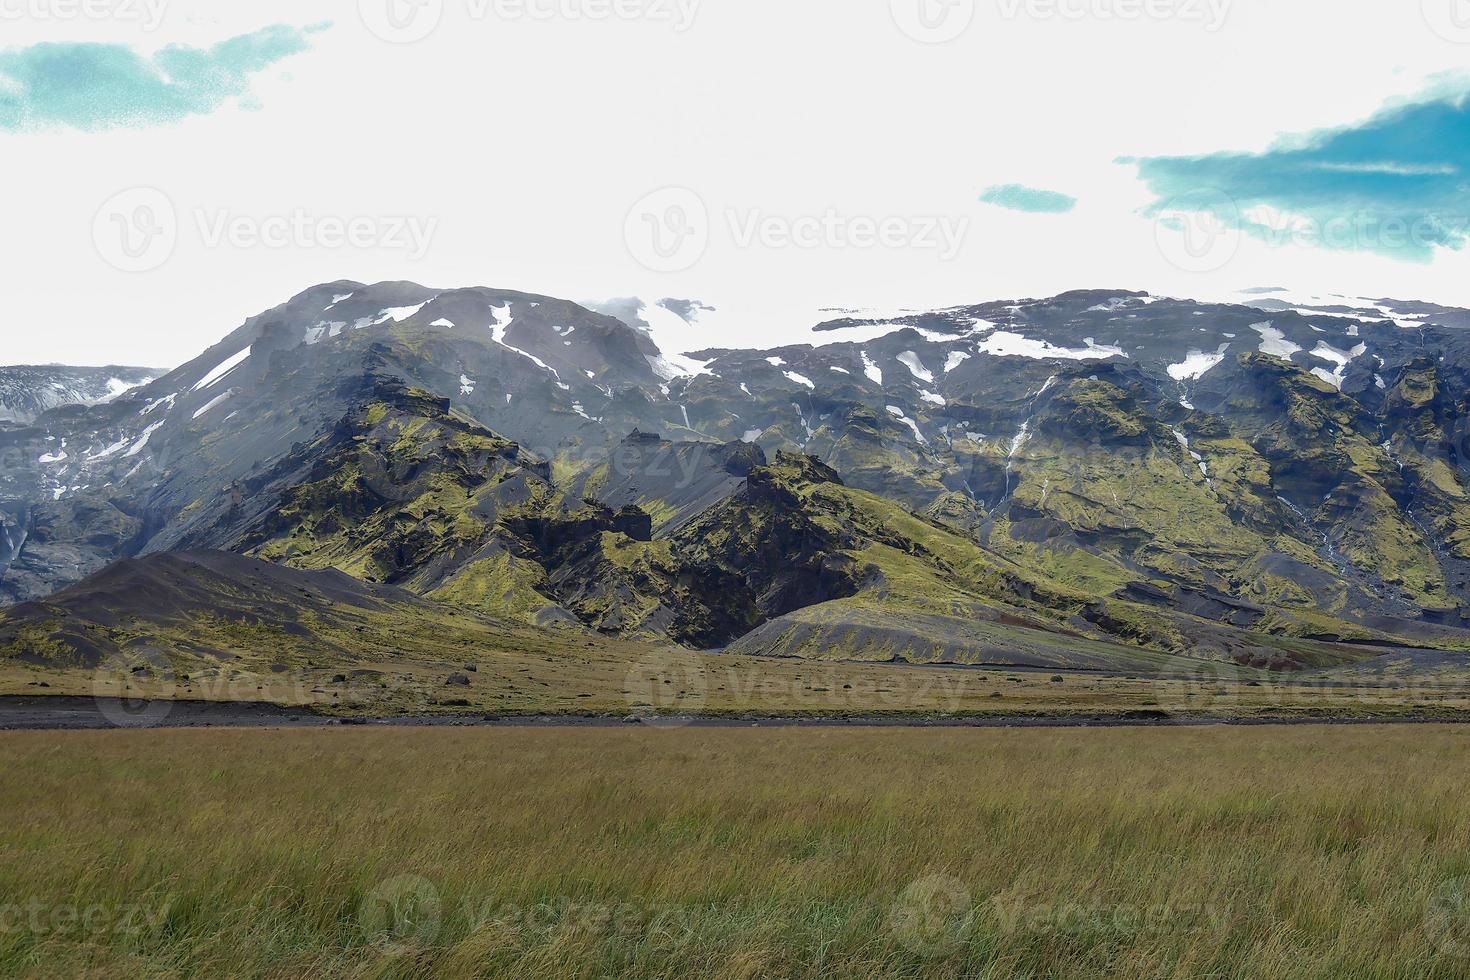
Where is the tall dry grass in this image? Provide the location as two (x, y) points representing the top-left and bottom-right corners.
(1, 725), (1469, 977)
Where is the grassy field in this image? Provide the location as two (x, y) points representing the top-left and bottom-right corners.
(2, 726), (1470, 977)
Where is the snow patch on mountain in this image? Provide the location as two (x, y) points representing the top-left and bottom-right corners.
(1250, 322), (1302, 359)
(976, 332), (1128, 361)
(489, 304), (514, 343)
(374, 302), (430, 325)
(124, 419), (166, 458)
(636, 302), (715, 379)
(192, 347), (252, 392)
(886, 405), (927, 444)
(897, 351), (934, 382)
(1167, 343), (1230, 381)
(1309, 341), (1368, 390)
(141, 393), (176, 416)
(192, 391), (233, 419)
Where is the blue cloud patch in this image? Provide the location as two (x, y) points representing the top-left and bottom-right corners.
(0, 23), (327, 133)
(979, 184), (1078, 214)
(1126, 86), (1470, 261)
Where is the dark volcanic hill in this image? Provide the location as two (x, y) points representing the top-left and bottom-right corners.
(5, 281), (1470, 673)
(0, 550), (513, 667)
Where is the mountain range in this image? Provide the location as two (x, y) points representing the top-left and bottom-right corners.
(5, 281), (1470, 683)
(0, 366), (159, 425)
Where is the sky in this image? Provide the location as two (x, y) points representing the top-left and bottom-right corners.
(2, 0), (1469, 367)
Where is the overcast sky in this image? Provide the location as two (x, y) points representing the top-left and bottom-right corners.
(3, 0), (1469, 367)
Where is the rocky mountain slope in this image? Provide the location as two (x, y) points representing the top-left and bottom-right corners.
(4, 281), (1470, 675)
(0, 365), (159, 424)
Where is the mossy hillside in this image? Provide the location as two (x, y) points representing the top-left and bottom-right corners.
(708, 453), (1280, 664)
(1197, 355), (1455, 611)
(1231, 548), (1346, 612)
(917, 490), (988, 537)
(1381, 361), (1470, 565)
(428, 548), (568, 624)
(994, 379), (1271, 594)
(724, 597), (1200, 673)
(0, 552), (643, 704)
(802, 403), (953, 508)
(1003, 433), (1262, 582)
(982, 517), (1138, 597)
(544, 532), (684, 638)
(427, 501), (744, 646)
(767, 432), (1459, 665)
(241, 383), (559, 592)
(184, 383), (736, 642)
(666, 453), (865, 636)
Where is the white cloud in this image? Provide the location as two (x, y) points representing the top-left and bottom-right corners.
(2, 1), (1466, 366)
